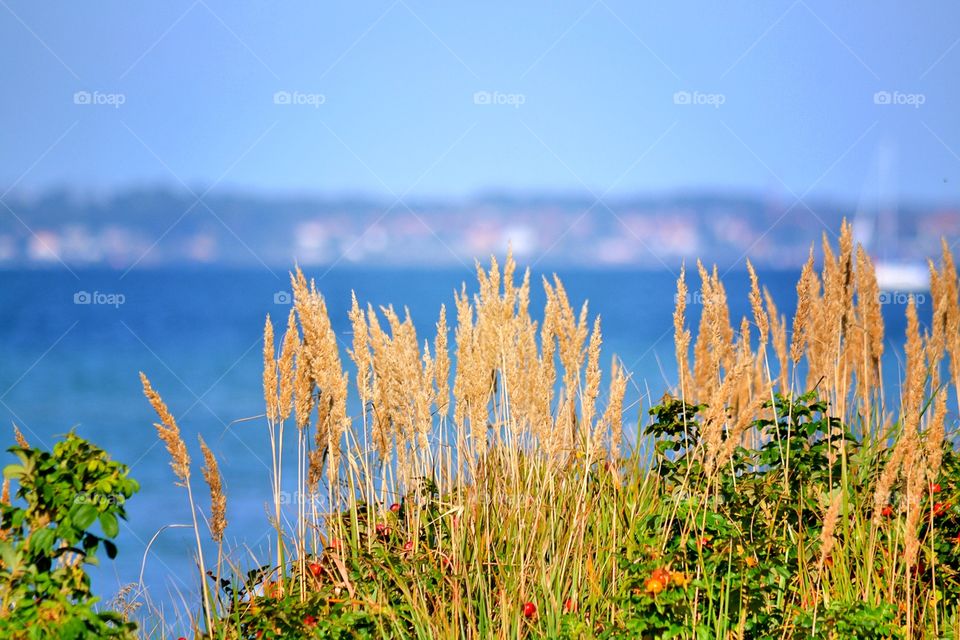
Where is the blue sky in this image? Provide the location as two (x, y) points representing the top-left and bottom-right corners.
(2, 0), (959, 202)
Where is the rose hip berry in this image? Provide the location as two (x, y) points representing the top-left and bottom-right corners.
(644, 575), (666, 595)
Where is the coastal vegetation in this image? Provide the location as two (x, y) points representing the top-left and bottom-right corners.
(3, 221), (960, 638)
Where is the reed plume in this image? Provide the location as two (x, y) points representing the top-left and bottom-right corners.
(139, 371), (213, 632)
(140, 372), (190, 484)
(790, 249), (816, 366)
(434, 305), (450, 418)
(746, 260), (768, 348)
(277, 309), (298, 422)
(263, 316), (278, 423)
(818, 490), (843, 571)
(12, 425), (27, 449)
(198, 435), (227, 543)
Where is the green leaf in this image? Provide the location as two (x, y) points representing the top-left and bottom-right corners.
(3, 463), (25, 480)
(99, 511), (119, 538)
(73, 503), (98, 530)
(0, 541), (18, 570)
(29, 527), (56, 555)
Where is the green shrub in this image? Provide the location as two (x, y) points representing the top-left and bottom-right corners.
(0, 432), (139, 639)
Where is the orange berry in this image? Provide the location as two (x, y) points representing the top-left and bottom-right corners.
(644, 576), (666, 595)
(651, 567), (671, 583)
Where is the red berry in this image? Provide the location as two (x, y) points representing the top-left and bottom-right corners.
(403, 540), (414, 553)
(375, 523), (391, 537)
(932, 483), (942, 493)
(934, 502), (950, 517)
(308, 562), (322, 577)
(563, 598), (577, 613)
(881, 505), (894, 517)
(303, 614), (317, 627)
(390, 502), (401, 513)
(522, 601), (537, 619)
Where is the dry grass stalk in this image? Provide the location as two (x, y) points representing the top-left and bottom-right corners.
(673, 266), (693, 400)
(818, 490), (843, 570)
(198, 435), (227, 543)
(926, 390), (947, 485)
(12, 426), (28, 449)
(601, 358), (628, 457)
(277, 309), (298, 422)
(790, 249), (816, 366)
(904, 460), (925, 570)
(138, 371), (213, 631)
(453, 283), (490, 453)
(764, 288), (789, 394)
(747, 260), (768, 348)
(140, 372), (190, 484)
(434, 305), (451, 417)
(294, 344), (314, 432)
(348, 293), (372, 410)
(854, 246), (884, 405)
(263, 316), (279, 423)
(290, 267), (349, 488)
(938, 240), (960, 412)
(581, 315), (603, 451)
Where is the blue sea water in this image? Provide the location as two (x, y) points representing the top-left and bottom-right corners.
(0, 265), (927, 627)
